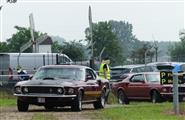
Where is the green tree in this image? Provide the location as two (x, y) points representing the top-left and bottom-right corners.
(110, 20), (142, 59)
(130, 43), (154, 64)
(170, 42), (185, 61)
(6, 26), (42, 52)
(0, 42), (8, 52)
(61, 40), (86, 61)
(52, 41), (63, 53)
(85, 21), (124, 66)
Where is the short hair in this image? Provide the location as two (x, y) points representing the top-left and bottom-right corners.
(102, 57), (109, 60)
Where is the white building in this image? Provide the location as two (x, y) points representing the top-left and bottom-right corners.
(38, 36), (53, 53)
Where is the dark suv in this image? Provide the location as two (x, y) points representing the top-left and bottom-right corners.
(110, 64), (154, 80)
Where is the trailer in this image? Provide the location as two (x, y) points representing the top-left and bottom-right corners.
(0, 53), (72, 86)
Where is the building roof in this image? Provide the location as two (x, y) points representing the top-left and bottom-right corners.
(39, 36), (53, 45)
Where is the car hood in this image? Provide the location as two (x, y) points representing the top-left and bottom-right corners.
(15, 79), (79, 87)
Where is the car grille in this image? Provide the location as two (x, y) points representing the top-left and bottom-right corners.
(21, 86), (64, 94)
(179, 87), (185, 93)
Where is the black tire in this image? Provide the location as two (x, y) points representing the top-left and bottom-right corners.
(117, 90), (129, 104)
(71, 91), (82, 111)
(17, 99), (29, 112)
(151, 91), (161, 103)
(93, 90), (106, 109)
(44, 105), (54, 111)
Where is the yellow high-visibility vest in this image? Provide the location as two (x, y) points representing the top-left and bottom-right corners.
(99, 63), (110, 80)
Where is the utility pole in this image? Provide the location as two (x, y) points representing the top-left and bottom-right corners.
(29, 13), (37, 53)
(88, 6), (94, 69)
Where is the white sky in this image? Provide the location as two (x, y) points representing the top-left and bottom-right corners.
(0, 0), (184, 42)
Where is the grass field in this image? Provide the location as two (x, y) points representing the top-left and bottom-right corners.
(0, 89), (185, 120)
(96, 102), (185, 120)
(0, 89), (16, 107)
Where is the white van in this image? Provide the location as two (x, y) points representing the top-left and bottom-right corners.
(0, 53), (72, 84)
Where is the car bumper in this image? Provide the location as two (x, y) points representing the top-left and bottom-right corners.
(161, 92), (185, 101)
(14, 93), (76, 98)
(14, 93), (77, 106)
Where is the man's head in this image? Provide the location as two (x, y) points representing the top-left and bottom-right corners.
(102, 57), (110, 64)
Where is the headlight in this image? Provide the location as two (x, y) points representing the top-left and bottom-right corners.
(15, 86), (21, 94)
(23, 87), (28, 93)
(57, 88), (63, 94)
(162, 88), (167, 92)
(68, 88), (74, 94)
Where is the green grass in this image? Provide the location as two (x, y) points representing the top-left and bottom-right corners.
(96, 102), (185, 120)
(0, 89), (16, 106)
(31, 113), (58, 120)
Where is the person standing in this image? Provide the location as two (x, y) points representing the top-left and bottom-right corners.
(99, 57), (111, 103)
(99, 57), (111, 80)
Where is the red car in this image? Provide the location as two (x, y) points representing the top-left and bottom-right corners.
(111, 72), (185, 104)
(14, 65), (109, 111)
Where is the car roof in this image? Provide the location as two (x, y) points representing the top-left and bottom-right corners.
(125, 72), (159, 76)
(111, 64), (145, 69)
(147, 62), (185, 66)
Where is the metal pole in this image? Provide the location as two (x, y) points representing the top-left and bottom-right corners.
(99, 47), (106, 62)
(173, 73), (179, 114)
(89, 6), (94, 69)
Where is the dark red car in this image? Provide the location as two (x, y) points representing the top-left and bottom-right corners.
(14, 65), (109, 111)
(111, 72), (185, 104)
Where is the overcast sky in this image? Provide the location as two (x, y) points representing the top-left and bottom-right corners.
(0, 0), (184, 42)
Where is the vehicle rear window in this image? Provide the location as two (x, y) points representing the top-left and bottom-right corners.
(180, 64), (185, 72)
(145, 74), (160, 82)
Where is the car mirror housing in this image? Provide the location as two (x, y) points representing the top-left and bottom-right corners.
(97, 79), (102, 86)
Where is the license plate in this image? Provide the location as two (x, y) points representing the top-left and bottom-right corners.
(38, 98), (45, 103)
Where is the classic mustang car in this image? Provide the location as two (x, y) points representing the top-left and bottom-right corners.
(14, 65), (109, 111)
(111, 72), (185, 104)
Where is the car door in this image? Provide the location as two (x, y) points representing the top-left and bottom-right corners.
(126, 74), (148, 99)
(83, 68), (100, 100)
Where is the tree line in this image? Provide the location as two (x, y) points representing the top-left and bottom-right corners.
(0, 20), (183, 66)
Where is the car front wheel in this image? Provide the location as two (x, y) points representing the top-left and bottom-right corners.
(117, 90), (129, 104)
(17, 99), (29, 112)
(93, 90), (106, 109)
(71, 91), (82, 111)
(151, 91), (161, 103)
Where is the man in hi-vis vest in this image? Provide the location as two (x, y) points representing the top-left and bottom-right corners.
(99, 57), (111, 103)
(99, 57), (110, 80)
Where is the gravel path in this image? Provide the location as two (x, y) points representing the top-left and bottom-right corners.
(0, 104), (119, 120)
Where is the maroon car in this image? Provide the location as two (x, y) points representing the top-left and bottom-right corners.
(112, 72), (185, 104)
(14, 65), (109, 111)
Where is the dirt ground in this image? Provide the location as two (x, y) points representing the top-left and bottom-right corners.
(0, 104), (104, 120)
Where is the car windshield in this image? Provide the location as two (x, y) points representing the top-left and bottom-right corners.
(146, 74), (160, 82)
(33, 67), (85, 81)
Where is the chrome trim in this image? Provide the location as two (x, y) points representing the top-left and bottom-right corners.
(161, 92), (185, 95)
(14, 93), (76, 98)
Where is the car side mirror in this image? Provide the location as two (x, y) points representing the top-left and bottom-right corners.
(97, 79), (102, 86)
(29, 75), (33, 80)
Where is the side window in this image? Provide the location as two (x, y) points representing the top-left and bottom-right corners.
(86, 69), (96, 80)
(130, 74), (144, 82)
(58, 56), (70, 64)
(144, 66), (153, 72)
(132, 68), (138, 73)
